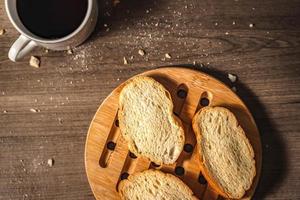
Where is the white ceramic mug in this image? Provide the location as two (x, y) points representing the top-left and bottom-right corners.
(5, 0), (98, 62)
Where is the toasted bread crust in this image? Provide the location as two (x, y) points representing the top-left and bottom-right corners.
(192, 106), (256, 199)
(118, 170), (198, 200)
(118, 76), (185, 165)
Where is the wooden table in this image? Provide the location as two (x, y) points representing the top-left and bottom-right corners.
(0, 0), (299, 199)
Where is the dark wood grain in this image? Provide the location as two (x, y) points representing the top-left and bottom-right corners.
(0, 0), (299, 199)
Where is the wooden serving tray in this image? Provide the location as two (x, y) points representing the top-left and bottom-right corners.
(85, 67), (262, 200)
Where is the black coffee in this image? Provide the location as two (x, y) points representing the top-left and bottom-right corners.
(17, 0), (88, 39)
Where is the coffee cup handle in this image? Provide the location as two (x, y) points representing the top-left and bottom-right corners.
(8, 35), (38, 62)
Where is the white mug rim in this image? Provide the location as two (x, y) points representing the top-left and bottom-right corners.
(5, 0), (94, 44)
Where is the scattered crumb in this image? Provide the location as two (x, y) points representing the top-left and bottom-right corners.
(214, 22), (218, 26)
(67, 49), (73, 55)
(58, 118), (63, 124)
(138, 49), (145, 56)
(225, 32), (229, 35)
(228, 73), (237, 82)
(165, 53), (172, 59)
(44, 49), (49, 53)
(104, 23), (108, 27)
(47, 158), (54, 167)
(0, 29), (6, 35)
(193, 61), (196, 65)
(231, 86), (237, 92)
(249, 23), (254, 28)
(123, 57), (128, 65)
(3, 110), (8, 113)
(232, 21), (236, 25)
(30, 108), (40, 113)
(29, 56), (40, 68)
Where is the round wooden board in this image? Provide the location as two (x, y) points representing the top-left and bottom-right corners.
(85, 67), (262, 200)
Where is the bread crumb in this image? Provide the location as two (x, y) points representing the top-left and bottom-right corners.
(249, 23), (254, 28)
(44, 49), (49, 53)
(232, 21), (236, 25)
(225, 32), (229, 35)
(228, 73), (237, 82)
(214, 22), (218, 26)
(231, 86), (237, 92)
(3, 110), (8, 113)
(138, 49), (145, 56)
(47, 158), (54, 167)
(165, 53), (172, 59)
(30, 108), (40, 113)
(123, 57), (128, 65)
(67, 49), (73, 55)
(58, 118), (63, 124)
(0, 29), (6, 35)
(29, 56), (40, 68)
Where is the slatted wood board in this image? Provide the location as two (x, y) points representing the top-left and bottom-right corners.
(84, 67), (262, 200)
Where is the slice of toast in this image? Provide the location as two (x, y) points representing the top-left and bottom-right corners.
(118, 170), (198, 200)
(118, 76), (184, 164)
(192, 107), (256, 199)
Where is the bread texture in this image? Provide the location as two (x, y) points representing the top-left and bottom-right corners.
(118, 170), (198, 200)
(118, 76), (184, 164)
(192, 107), (256, 199)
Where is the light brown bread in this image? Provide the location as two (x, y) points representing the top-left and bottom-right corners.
(118, 170), (198, 200)
(118, 76), (184, 164)
(192, 107), (256, 199)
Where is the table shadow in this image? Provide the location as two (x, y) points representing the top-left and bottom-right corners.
(160, 64), (288, 199)
(87, 0), (164, 41)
